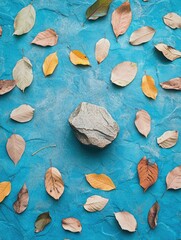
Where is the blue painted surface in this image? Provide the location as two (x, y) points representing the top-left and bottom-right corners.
(0, 0), (181, 239)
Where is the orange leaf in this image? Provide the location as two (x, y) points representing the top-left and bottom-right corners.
(0, 181), (11, 202)
(142, 75), (158, 99)
(43, 52), (58, 77)
(69, 50), (90, 66)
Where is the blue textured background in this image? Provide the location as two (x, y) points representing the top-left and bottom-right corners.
(0, 0), (181, 239)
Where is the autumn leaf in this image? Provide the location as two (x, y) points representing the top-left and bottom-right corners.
(129, 26), (155, 46)
(166, 166), (181, 190)
(86, 0), (112, 20)
(115, 211), (137, 232)
(95, 38), (110, 64)
(84, 195), (109, 212)
(163, 12), (181, 29)
(155, 43), (181, 61)
(69, 50), (90, 66)
(13, 184), (29, 214)
(157, 131), (178, 148)
(10, 104), (35, 123)
(148, 202), (159, 229)
(62, 218), (82, 233)
(135, 110), (151, 137)
(0, 80), (16, 95)
(32, 29), (58, 47)
(35, 212), (51, 233)
(142, 75), (158, 100)
(0, 26), (2, 36)
(160, 77), (181, 90)
(0, 182), (11, 203)
(85, 173), (116, 191)
(43, 52), (58, 76)
(137, 157), (158, 191)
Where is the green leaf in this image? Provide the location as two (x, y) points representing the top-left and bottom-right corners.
(86, 0), (112, 20)
(35, 212), (51, 233)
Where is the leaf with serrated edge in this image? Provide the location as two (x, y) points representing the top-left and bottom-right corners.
(148, 202), (159, 229)
(142, 75), (158, 99)
(10, 104), (35, 123)
(129, 26), (155, 45)
(166, 166), (181, 190)
(62, 218), (82, 232)
(155, 43), (181, 61)
(35, 212), (51, 233)
(0, 182), (11, 203)
(95, 38), (110, 64)
(157, 131), (178, 148)
(160, 77), (181, 90)
(43, 52), (58, 76)
(115, 211), (137, 232)
(84, 195), (109, 212)
(135, 110), (151, 137)
(86, 0), (112, 20)
(13, 184), (29, 214)
(32, 29), (58, 47)
(163, 12), (181, 29)
(69, 50), (90, 66)
(0, 80), (16, 95)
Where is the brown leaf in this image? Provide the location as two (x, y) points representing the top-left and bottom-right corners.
(157, 130), (178, 148)
(111, 1), (132, 38)
(163, 12), (181, 29)
(166, 166), (181, 190)
(135, 110), (151, 137)
(6, 134), (26, 164)
(0, 26), (2, 36)
(62, 217), (82, 233)
(35, 212), (51, 233)
(142, 75), (158, 100)
(0, 80), (16, 95)
(155, 43), (181, 61)
(84, 195), (109, 212)
(10, 104), (35, 123)
(114, 211), (137, 232)
(148, 202), (159, 229)
(32, 29), (58, 47)
(13, 184), (29, 214)
(129, 26), (155, 46)
(160, 77), (181, 90)
(137, 157), (158, 191)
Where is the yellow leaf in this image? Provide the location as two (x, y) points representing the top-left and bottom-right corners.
(69, 50), (90, 66)
(85, 173), (116, 191)
(43, 52), (58, 77)
(142, 75), (158, 100)
(0, 181), (11, 202)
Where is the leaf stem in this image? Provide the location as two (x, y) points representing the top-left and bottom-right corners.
(32, 144), (56, 156)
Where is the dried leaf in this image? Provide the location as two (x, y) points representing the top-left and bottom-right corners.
(129, 26), (155, 46)
(13, 57), (33, 92)
(85, 173), (116, 191)
(14, 4), (36, 35)
(13, 184), (29, 214)
(35, 212), (51, 233)
(69, 50), (90, 66)
(111, 61), (137, 87)
(0, 182), (11, 203)
(148, 202), (159, 229)
(115, 211), (137, 232)
(142, 75), (158, 100)
(84, 195), (109, 212)
(166, 166), (181, 190)
(0, 26), (2, 36)
(10, 104), (35, 123)
(0, 80), (16, 95)
(163, 12), (181, 29)
(111, 1), (132, 38)
(43, 52), (58, 77)
(86, 0), (112, 20)
(160, 77), (181, 90)
(95, 38), (110, 64)
(62, 218), (82, 233)
(155, 43), (181, 61)
(45, 167), (64, 200)
(137, 157), (158, 191)
(6, 134), (26, 165)
(135, 110), (151, 137)
(157, 130), (178, 148)
(32, 29), (58, 47)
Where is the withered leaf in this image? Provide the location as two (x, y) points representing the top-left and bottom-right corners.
(0, 80), (16, 95)
(0, 182), (11, 203)
(148, 202), (159, 229)
(13, 184), (29, 214)
(32, 29), (58, 47)
(157, 130), (178, 148)
(142, 75), (158, 100)
(86, 0), (112, 20)
(84, 195), (109, 212)
(135, 110), (151, 137)
(95, 38), (110, 64)
(10, 104), (35, 123)
(35, 212), (51, 233)
(43, 52), (58, 77)
(115, 211), (137, 232)
(0, 26), (2, 36)
(62, 217), (82, 233)
(166, 166), (181, 190)
(163, 12), (181, 29)
(129, 26), (155, 46)
(69, 50), (90, 66)
(160, 77), (181, 90)
(155, 43), (181, 61)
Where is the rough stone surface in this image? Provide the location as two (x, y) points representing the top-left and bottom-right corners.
(69, 102), (119, 148)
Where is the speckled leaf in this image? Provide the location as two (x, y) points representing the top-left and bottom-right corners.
(115, 211), (137, 232)
(84, 195), (109, 212)
(148, 202), (159, 229)
(35, 212), (51, 233)
(129, 26), (155, 45)
(62, 218), (82, 232)
(166, 166), (181, 190)
(13, 57), (33, 92)
(142, 75), (158, 99)
(10, 104), (35, 123)
(14, 4), (36, 35)
(163, 12), (181, 29)
(6, 134), (26, 165)
(85, 173), (116, 191)
(69, 50), (90, 66)
(111, 61), (137, 87)
(86, 0), (112, 20)
(137, 157), (158, 191)
(111, 1), (132, 37)
(157, 131), (178, 148)
(155, 43), (181, 61)
(13, 184), (29, 214)
(43, 52), (58, 76)
(0, 182), (11, 203)
(160, 77), (181, 90)
(135, 110), (151, 137)
(0, 80), (16, 95)
(95, 38), (110, 64)
(32, 29), (58, 47)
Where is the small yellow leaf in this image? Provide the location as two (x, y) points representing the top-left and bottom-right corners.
(85, 173), (116, 191)
(142, 75), (158, 99)
(43, 52), (58, 77)
(0, 181), (11, 202)
(69, 50), (90, 66)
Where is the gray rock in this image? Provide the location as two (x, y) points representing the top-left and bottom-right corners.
(69, 102), (119, 148)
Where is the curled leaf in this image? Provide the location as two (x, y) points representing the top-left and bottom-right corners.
(69, 50), (90, 66)
(166, 166), (181, 190)
(0, 182), (11, 203)
(137, 157), (158, 191)
(115, 211), (137, 232)
(163, 12), (181, 29)
(10, 104), (35, 123)
(86, 0), (112, 20)
(0, 80), (16, 95)
(6, 134), (26, 165)
(148, 202), (159, 229)
(160, 77), (181, 90)
(32, 29), (58, 47)
(43, 52), (58, 77)
(95, 38), (110, 64)
(142, 75), (158, 100)
(155, 43), (181, 61)
(157, 130), (178, 148)
(135, 110), (151, 137)
(111, 1), (132, 38)
(35, 212), (51, 233)
(13, 184), (29, 214)
(62, 217), (82, 233)
(85, 173), (116, 191)
(129, 26), (155, 46)
(111, 61), (137, 87)
(84, 195), (109, 212)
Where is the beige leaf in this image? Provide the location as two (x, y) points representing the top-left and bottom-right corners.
(155, 43), (181, 61)
(13, 184), (29, 214)
(160, 77), (181, 90)
(62, 217), (82, 233)
(157, 130), (178, 148)
(142, 75), (158, 100)
(6, 134), (26, 164)
(135, 110), (151, 137)
(0, 80), (16, 95)
(32, 29), (58, 47)
(43, 52), (58, 76)
(163, 12), (181, 29)
(0, 182), (11, 203)
(129, 26), (155, 45)
(95, 38), (110, 64)
(10, 104), (35, 123)
(111, 1), (132, 37)
(115, 211), (137, 232)
(148, 202), (160, 229)
(84, 195), (109, 212)
(45, 167), (64, 200)
(166, 166), (181, 190)
(69, 50), (90, 66)
(111, 61), (137, 87)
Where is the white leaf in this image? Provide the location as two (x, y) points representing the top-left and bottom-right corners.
(84, 195), (109, 212)
(135, 110), (151, 137)
(157, 131), (178, 148)
(95, 38), (110, 64)
(129, 26), (155, 45)
(163, 12), (181, 29)
(10, 104), (35, 123)
(115, 211), (137, 232)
